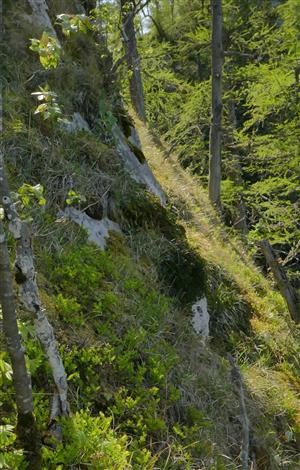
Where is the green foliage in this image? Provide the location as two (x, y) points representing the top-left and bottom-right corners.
(43, 411), (130, 469)
(56, 14), (92, 36)
(3, 1), (300, 468)
(19, 322), (46, 377)
(36, 235), (213, 466)
(165, 81), (211, 172)
(245, 177), (299, 245)
(31, 86), (64, 122)
(142, 0), (300, 280)
(65, 189), (87, 206)
(0, 354), (12, 386)
(144, 67), (190, 135)
(17, 183), (46, 208)
(241, 63), (295, 130)
(98, 93), (118, 135)
(0, 425), (24, 469)
(29, 32), (61, 69)
(55, 294), (83, 326)
(47, 244), (118, 307)
(221, 179), (245, 225)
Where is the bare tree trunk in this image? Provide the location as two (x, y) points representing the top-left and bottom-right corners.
(121, 0), (146, 122)
(208, 0), (223, 209)
(259, 240), (300, 324)
(0, 154), (70, 421)
(0, 220), (41, 468)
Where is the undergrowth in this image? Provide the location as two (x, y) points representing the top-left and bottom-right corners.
(1, 1), (300, 468)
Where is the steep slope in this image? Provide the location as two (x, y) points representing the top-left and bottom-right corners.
(1, 2), (300, 469)
(135, 116), (300, 465)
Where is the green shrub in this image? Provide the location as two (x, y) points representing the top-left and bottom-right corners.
(42, 411), (131, 469)
(55, 294), (83, 326)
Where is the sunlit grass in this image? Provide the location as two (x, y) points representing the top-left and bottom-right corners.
(134, 113), (300, 439)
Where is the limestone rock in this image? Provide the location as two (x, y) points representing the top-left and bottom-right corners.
(62, 208), (121, 250)
(61, 113), (90, 133)
(27, 0), (59, 41)
(60, 111), (166, 205)
(112, 124), (167, 205)
(191, 297), (210, 339)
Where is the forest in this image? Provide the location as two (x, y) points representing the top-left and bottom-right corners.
(0, 0), (300, 469)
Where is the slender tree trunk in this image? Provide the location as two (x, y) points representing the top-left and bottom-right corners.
(260, 240), (300, 324)
(121, 0), (146, 122)
(208, 0), (223, 209)
(0, 221), (41, 468)
(0, 153), (69, 422)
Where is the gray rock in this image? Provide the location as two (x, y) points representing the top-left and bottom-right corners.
(191, 297), (210, 339)
(61, 113), (90, 133)
(112, 124), (167, 205)
(27, 0), (59, 41)
(61, 208), (122, 250)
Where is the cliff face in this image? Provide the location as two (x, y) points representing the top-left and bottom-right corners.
(1, 2), (300, 469)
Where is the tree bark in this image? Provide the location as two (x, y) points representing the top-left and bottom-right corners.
(0, 153), (70, 420)
(259, 240), (300, 324)
(208, 0), (223, 209)
(0, 220), (41, 468)
(121, 0), (146, 122)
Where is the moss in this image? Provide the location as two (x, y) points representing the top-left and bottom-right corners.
(106, 232), (129, 256)
(158, 239), (206, 303)
(58, 33), (111, 120)
(127, 139), (146, 163)
(119, 190), (184, 239)
(115, 107), (134, 138)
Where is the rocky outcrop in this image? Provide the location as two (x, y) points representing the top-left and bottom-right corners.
(27, 0), (59, 40)
(62, 110), (166, 205)
(112, 124), (167, 205)
(191, 297), (210, 339)
(61, 112), (91, 133)
(62, 208), (122, 250)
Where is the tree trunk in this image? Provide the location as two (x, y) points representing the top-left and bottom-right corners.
(0, 220), (41, 468)
(121, 0), (146, 122)
(208, 0), (223, 209)
(0, 153), (70, 421)
(260, 240), (300, 324)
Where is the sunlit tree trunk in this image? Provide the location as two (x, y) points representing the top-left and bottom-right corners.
(121, 0), (146, 121)
(208, 0), (223, 209)
(0, 221), (41, 468)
